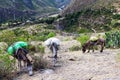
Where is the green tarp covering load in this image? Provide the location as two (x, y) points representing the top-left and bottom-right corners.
(7, 41), (28, 55)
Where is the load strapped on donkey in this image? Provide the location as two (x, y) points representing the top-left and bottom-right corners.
(7, 41), (33, 76)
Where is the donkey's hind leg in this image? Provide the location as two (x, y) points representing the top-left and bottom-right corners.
(52, 46), (57, 67)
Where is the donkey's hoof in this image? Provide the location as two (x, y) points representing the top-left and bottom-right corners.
(29, 71), (33, 76)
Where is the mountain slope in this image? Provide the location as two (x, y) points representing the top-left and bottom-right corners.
(60, 0), (120, 32)
(63, 0), (117, 15)
(0, 0), (71, 23)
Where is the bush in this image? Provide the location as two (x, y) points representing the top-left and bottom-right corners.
(28, 44), (36, 52)
(113, 23), (120, 28)
(105, 31), (120, 48)
(37, 36), (46, 41)
(33, 56), (49, 71)
(46, 24), (55, 29)
(76, 34), (90, 46)
(69, 45), (81, 51)
(46, 32), (56, 39)
(0, 51), (16, 79)
(0, 30), (16, 45)
(13, 28), (31, 41)
(113, 14), (120, 20)
(78, 28), (91, 33)
(38, 45), (45, 53)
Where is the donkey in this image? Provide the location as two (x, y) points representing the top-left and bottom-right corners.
(14, 48), (33, 76)
(49, 42), (59, 66)
(44, 37), (60, 66)
(82, 38), (105, 53)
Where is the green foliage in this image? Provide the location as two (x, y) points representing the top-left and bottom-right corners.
(103, 25), (111, 31)
(77, 28), (91, 33)
(76, 34), (90, 46)
(69, 45), (81, 51)
(38, 45), (45, 53)
(45, 24), (55, 29)
(41, 17), (56, 24)
(47, 32), (56, 38)
(112, 14), (120, 20)
(0, 29), (31, 45)
(0, 0), (67, 24)
(105, 31), (120, 48)
(0, 51), (16, 79)
(0, 30), (16, 45)
(28, 44), (36, 52)
(63, 7), (114, 32)
(113, 23), (120, 28)
(34, 31), (56, 41)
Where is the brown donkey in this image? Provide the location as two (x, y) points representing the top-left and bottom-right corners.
(14, 48), (33, 76)
(82, 38), (105, 53)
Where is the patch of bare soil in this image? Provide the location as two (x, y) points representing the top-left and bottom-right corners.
(15, 37), (120, 80)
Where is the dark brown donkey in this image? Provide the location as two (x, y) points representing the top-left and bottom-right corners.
(14, 48), (33, 76)
(82, 38), (105, 53)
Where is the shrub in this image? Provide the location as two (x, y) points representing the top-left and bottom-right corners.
(0, 30), (16, 45)
(78, 28), (91, 33)
(28, 44), (36, 52)
(46, 24), (55, 29)
(76, 34), (90, 46)
(103, 25), (111, 31)
(46, 32), (56, 39)
(113, 23), (120, 28)
(69, 45), (81, 51)
(38, 36), (46, 41)
(13, 28), (30, 41)
(38, 45), (45, 53)
(0, 51), (16, 79)
(33, 56), (49, 71)
(105, 31), (120, 48)
(113, 14), (120, 20)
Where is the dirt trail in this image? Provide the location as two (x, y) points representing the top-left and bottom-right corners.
(16, 36), (120, 80)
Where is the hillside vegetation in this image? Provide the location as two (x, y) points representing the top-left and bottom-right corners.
(63, 0), (117, 14)
(60, 0), (120, 33)
(0, 0), (70, 23)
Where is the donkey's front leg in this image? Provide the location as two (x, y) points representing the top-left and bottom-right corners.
(100, 45), (104, 53)
(92, 46), (94, 52)
(87, 47), (90, 53)
(18, 60), (22, 73)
